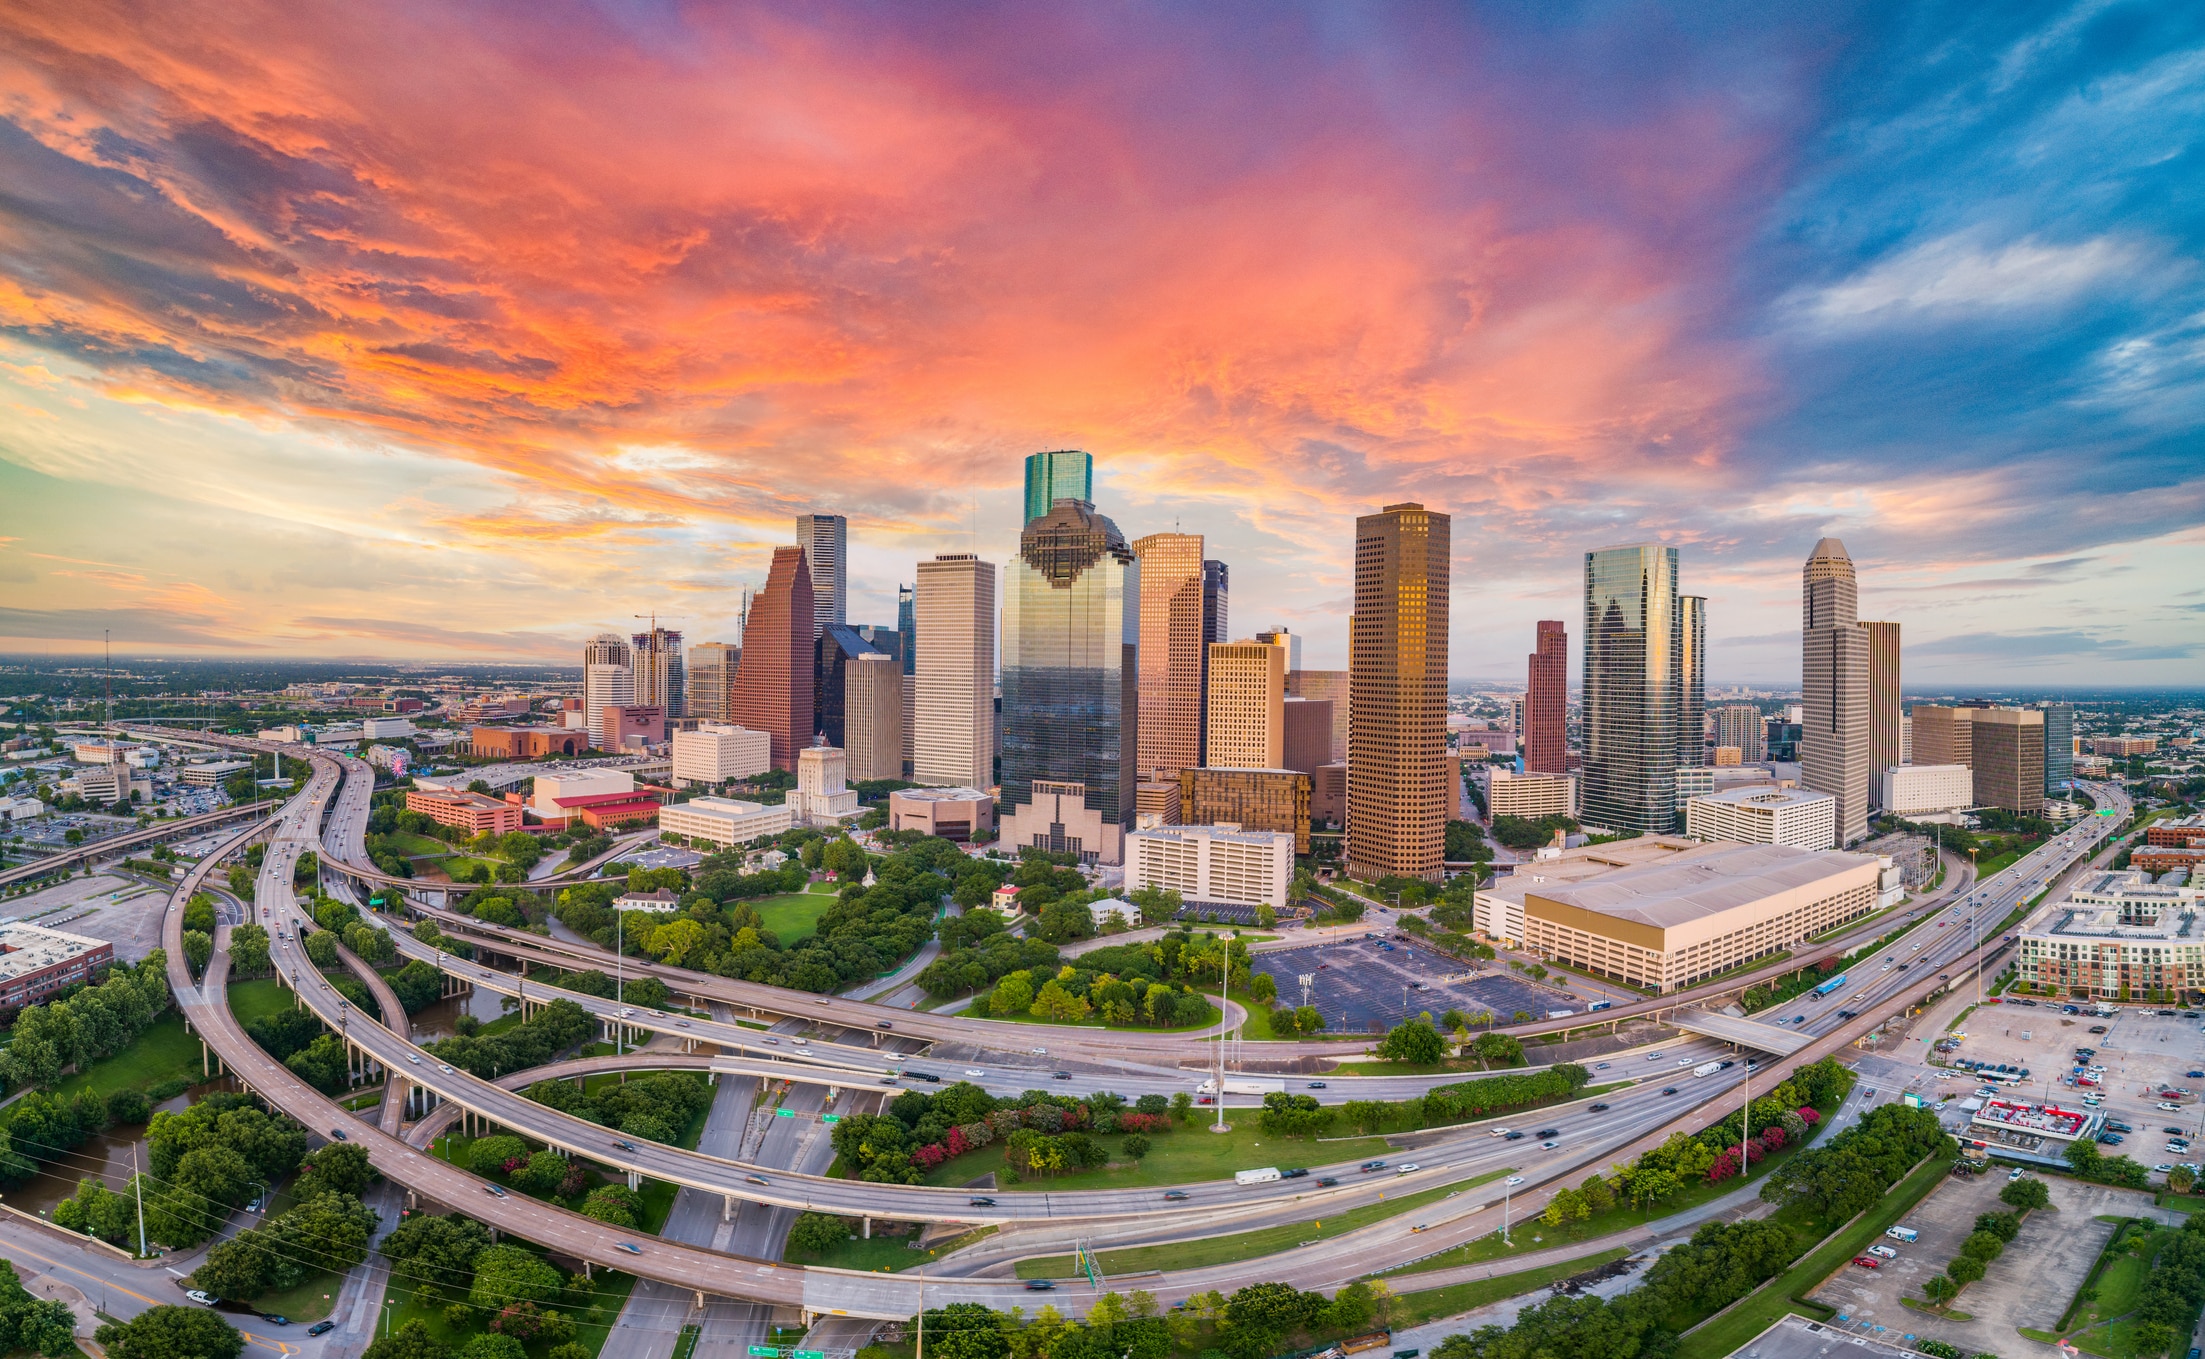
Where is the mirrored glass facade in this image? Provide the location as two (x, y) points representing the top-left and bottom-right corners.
(1022, 450), (1094, 526)
(1581, 544), (1681, 833)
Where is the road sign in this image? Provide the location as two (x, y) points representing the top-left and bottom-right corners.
(821, 1114), (840, 1123)
(775, 1108), (795, 1117)
(795, 1350), (825, 1358)
(749, 1348), (778, 1356)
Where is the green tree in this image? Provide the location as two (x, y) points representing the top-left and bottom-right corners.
(365, 1320), (451, 1359)
(303, 931), (339, 968)
(1946, 1255), (1985, 1285)
(468, 1136), (530, 1177)
(228, 924), (271, 977)
(989, 975), (1035, 1016)
(1219, 1282), (1323, 1359)
(1030, 979), (1091, 1023)
(1923, 1275), (1958, 1304)
(787, 1212), (851, 1255)
(1247, 972), (1277, 1005)
(295, 1141), (374, 1199)
(1122, 1134), (1151, 1161)
(380, 1214), (492, 1294)
(96, 1307), (244, 1359)
(1376, 1019), (1446, 1064)
(580, 1185), (641, 1228)
(182, 930), (213, 976)
(467, 1245), (563, 1313)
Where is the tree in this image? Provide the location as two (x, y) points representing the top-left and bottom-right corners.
(96, 1307), (244, 1359)
(989, 975), (1035, 1016)
(1247, 972), (1277, 1005)
(787, 1212), (852, 1255)
(1376, 1019), (1446, 1064)
(2170, 1166), (2197, 1195)
(380, 1214), (492, 1294)
(295, 1142), (374, 1199)
(1923, 1274), (1958, 1304)
(182, 930), (213, 976)
(229, 924), (271, 977)
(468, 1136), (531, 1177)
(1122, 1134), (1151, 1161)
(365, 1320), (451, 1359)
(580, 1185), (641, 1228)
(468, 1246), (564, 1312)
(2064, 1138), (2103, 1177)
(1946, 1255), (1985, 1285)
(1219, 1282), (1323, 1359)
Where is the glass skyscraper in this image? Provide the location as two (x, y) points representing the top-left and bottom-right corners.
(999, 498), (1139, 862)
(1581, 544), (1682, 834)
(1677, 595), (1706, 769)
(1022, 450), (1094, 526)
(2041, 702), (2074, 795)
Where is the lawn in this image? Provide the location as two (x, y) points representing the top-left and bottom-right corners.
(49, 1012), (202, 1104)
(380, 1246), (639, 1359)
(2062, 1219), (2168, 1359)
(785, 1227), (937, 1273)
(228, 978), (295, 1027)
(1388, 1248), (1633, 1330)
(381, 831), (454, 858)
(917, 1121), (1395, 1192)
(1014, 1170), (1512, 1277)
(754, 892), (833, 943)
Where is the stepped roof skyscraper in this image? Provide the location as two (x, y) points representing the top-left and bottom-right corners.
(1802, 538), (1870, 845)
(729, 546), (815, 771)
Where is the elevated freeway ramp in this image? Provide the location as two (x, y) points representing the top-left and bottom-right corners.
(1669, 1008), (1814, 1055)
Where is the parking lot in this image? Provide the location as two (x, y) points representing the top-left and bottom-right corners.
(0, 872), (170, 961)
(1806, 1170), (2175, 1355)
(1933, 1003), (2205, 1169)
(1251, 939), (1561, 1033)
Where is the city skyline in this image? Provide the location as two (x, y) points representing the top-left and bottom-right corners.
(0, 7), (2200, 683)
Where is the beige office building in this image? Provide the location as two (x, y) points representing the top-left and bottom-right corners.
(1861, 621), (1900, 803)
(843, 652), (904, 782)
(1683, 785), (1837, 850)
(1487, 768), (1577, 819)
(1972, 707), (2045, 813)
(1126, 824), (1297, 911)
(687, 642), (738, 724)
(1179, 766), (1311, 853)
(1347, 503), (1451, 882)
(671, 722), (772, 786)
(1911, 705), (1974, 769)
(1287, 669), (1349, 764)
(1134, 532), (1208, 780)
(1207, 640), (1287, 769)
(912, 553), (996, 789)
(1520, 842), (1881, 992)
(1801, 539), (1870, 845)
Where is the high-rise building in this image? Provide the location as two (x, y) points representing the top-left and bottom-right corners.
(1911, 705), (1974, 769)
(1523, 620), (1568, 774)
(1972, 707), (2046, 813)
(1677, 596), (1706, 769)
(794, 513), (847, 637)
(912, 553), (996, 790)
(843, 653), (904, 783)
(1022, 450), (1092, 525)
(1287, 669), (1349, 765)
(581, 632), (634, 751)
(1178, 767), (1311, 853)
(816, 624), (896, 751)
(1713, 704), (1766, 761)
(1282, 697), (1334, 776)
(1346, 503), (1450, 882)
(1206, 640), (1287, 769)
(897, 583), (917, 777)
(686, 642), (738, 724)
(1133, 532), (1207, 781)
(1254, 628), (1303, 671)
(1861, 621), (1901, 803)
(1801, 539), (1870, 845)
(1202, 560), (1230, 651)
(1581, 544), (1681, 834)
(2040, 702), (2075, 796)
(631, 626), (685, 719)
(728, 546), (814, 771)
(1000, 499), (1139, 864)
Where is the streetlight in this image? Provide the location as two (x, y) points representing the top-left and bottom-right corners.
(1501, 1175), (1524, 1245)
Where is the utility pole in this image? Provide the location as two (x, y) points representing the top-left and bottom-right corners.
(615, 908), (624, 1054)
(132, 1142), (146, 1258)
(1214, 952), (1229, 1133)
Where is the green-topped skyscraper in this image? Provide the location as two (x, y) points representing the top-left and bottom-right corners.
(1022, 449), (1092, 525)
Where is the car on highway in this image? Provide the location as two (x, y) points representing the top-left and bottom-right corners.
(1503, 1130), (1525, 1140)
(745, 1174), (770, 1185)
(186, 1291), (217, 1306)
(1541, 1140), (1559, 1149)
(675, 1020), (690, 1029)
(308, 1322), (336, 1337)
(1308, 1081), (1327, 1089)
(1025, 1280), (1056, 1291)
(762, 1036), (779, 1046)
(1163, 1190), (1190, 1200)
(1595, 1062), (1610, 1069)
(1661, 1086), (1679, 1095)
(877, 1020), (894, 1030)
(1489, 1127), (1511, 1137)
(1052, 1071), (1072, 1080)
(1030, 1047), (1047, 1056)
(1676, 1057), (1692, 1066)
(1648, 1053), (1662, 1061)
(1283, 1168), (1310, 1178)
(1197, 1095), (1214, 1105)
(439, 1063), (453, 1073)
(969, 1196), (996, 1206)
(1588, 1103), (1610, 1112)
(1535, 1128), (1559, 1138)
(615, 1139), (639, 1152)
(330, 1128), (347, 1140)
(616, 1242), (642, 1255)
(485, 1184), (508, 1197)
(1505, 1175), (1525, 1187)
(966, 1068), (986, 1077)
(1316, 1177), (1338, 1186)
(1360, 1160), (1388, 1172)
(1395, 1163), (1419, 1175)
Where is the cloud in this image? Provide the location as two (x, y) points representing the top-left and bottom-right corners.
(1783, 233), (2146, 331)
(1908, 628), (2200, 664)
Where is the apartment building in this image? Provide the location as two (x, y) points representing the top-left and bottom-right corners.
(1125, 823), (1297, 911)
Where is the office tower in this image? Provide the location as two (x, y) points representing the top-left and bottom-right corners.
(1677, 595), (1706, 769)
(631, 626), (685, 719)
(1900, 714), (1912, 764)
(1346, 503), (1450, 882)
(1179, 767), (1311, 853)
(1000, 499), (1139, 864)
(842, 653), (904, 782)
(1801, 538), (1870, 845)
(581, 632), (635, 750)
(1282, 697), (1334, 775)
(1713, 704), (1766, 761)
(1911, 705), (1974, 769)
(1022, 450), (1093, 525)
(1972, 708), (2045, 813)
(1133, 532), (1207, 781)
(815, 624), (896, 750)
(728, 547), (815, 771)
(1254, 628), (1303, 672)
(795, 513), (847, 636)
(897, 583), (917, 777)
(1202, 561), (1230, 649)
(1523, 620), (1568, 774)
(1861, 621), (1901, 804)
(1507, 694), (1525, 739)
(1206, 640), (1287, 769)
(686, 642), (738, 724)
(2040, 702), (2074, 795)
(1581, 544), (1682, 833)
(912, 553), (996, 789)
(1287, 669), (1350, 765)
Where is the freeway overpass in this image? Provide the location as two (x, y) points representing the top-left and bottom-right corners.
(0, 800), (272, 889)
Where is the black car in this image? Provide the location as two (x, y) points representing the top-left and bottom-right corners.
(911, 1072), (940, 1082)
(330, 1128), (347, 1141)
(2097, 1132), (2124, 1145)
(1316, 1177), (1338, 1186)
(1503, 1131), (1525, 1140)
(1360, 1160), (1387, 1172)
(1052, 1071), (1072, 1080)
(876, 1020), (894, 1029)
(1025, 1280), (1056, 1291)
(2105, 1122), (2132, 1133)
(1163, 1190), (1190, 1200)
(969, 1196), (996, 1206)
(1588, 1103), (1610, 1112)
(1282, 1168), (1309, 1178)
(1661, 1086), (1679, 1095)
(1535, 1128), (1559, 1138)
(2168, 1126), (2187, 1135)
(307, 1323), (335, 1337)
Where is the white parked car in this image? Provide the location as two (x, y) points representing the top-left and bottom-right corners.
(1868, 1245), (1898, 1259)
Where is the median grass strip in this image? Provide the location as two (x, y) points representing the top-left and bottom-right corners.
(1384, 1248), (1633, 1330)
(1672, 1153), (1950, 1359)
(918, 1120), (1394, 1192)
(1015, 1171), (1512, 1277)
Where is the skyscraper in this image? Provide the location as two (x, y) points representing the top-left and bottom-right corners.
(1581, 544), (1681, 834)
(1677, 595), (1706, 769)
(912, 553), (995, 789)
(631, 626), (685, 719)
(1861, 620), (1901, 803)
(2040, 702), (2074, 796)
(1288, 668), (1350, 764)
(1346, 503), (1450, 882)
(1022, 450), (1092, 525)
(897, 583), (917, 777)
(1133, 533), (1206, 781)
(1206, 640), (1286, 770)
(795, 513), (847, 636)
(1203, 559), (1229, 759)
(1523, 620), (1568, 774)
(1713, 704), (1766, 761)
(1911, 705), (1974, 768)
(1972, 707), (2045, 813)
(1254, 628), (1303, 671)
(1801, 538), (1870, 845)
(815, 624), (896, 751)
(582, 633), (634, 751)
(728, 546), (815, 771)
(844, 653), (904, 783)
(685, 642), (737, 724)
(1000, 499), (1139, 864)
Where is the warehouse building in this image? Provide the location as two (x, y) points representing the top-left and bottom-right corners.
(0, 923), (115, 1011)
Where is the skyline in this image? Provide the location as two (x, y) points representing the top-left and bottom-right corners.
(2, 3), (2202, 682)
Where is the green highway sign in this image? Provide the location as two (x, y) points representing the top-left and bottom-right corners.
(796, 1350), (826, 1357)
(821, 1114), (840, 1123)
(775, 1108), (795, 1117)
(749, 1348), (779, 1356)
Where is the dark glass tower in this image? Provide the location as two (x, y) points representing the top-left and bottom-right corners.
(2040, 702), (2074, 795)
(1581, 544), (1681, 834)
(1677, 596), (1706, 769)
(1022, 450), (1094, 526)
(1000, 498), (1139, 839)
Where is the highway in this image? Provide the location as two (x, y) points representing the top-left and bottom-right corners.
(0, 799), (272, 889)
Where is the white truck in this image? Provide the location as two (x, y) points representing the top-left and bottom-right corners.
(1545, 1009), (1576, 1019)
(1235, 1167), (1282, 1186)
(1200, 1077), (1288, 1096)
(1693, 1061), (1725, 1078)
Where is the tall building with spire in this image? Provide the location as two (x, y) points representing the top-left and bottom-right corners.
(1346, 503), (1450, 882)
(1581, 544), (1681, 834)
(1861, 620), (1901, 804)
(1000, 499), (1139, 864)
(795, 513), (847, 637)
(1022, 450), (1093, 526)
(1523, 621), (1568, 774)
(729, 547), (815, 771)
(1677, 596), (1706, 769)
(1802, 538), (1870, 845)
(1132, 533), (1206, 781)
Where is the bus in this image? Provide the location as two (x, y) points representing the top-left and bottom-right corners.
(1812, 974), (1849, 998)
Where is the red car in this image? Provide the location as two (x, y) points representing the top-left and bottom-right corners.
(1852, 1256), (1882, 1269)
(1196, 1095), (1215, 1105)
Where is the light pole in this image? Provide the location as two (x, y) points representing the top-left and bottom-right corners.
(1502, 1174), (1523, 1245)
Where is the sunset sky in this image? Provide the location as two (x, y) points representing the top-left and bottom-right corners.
(1, 2), (2200, 684)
